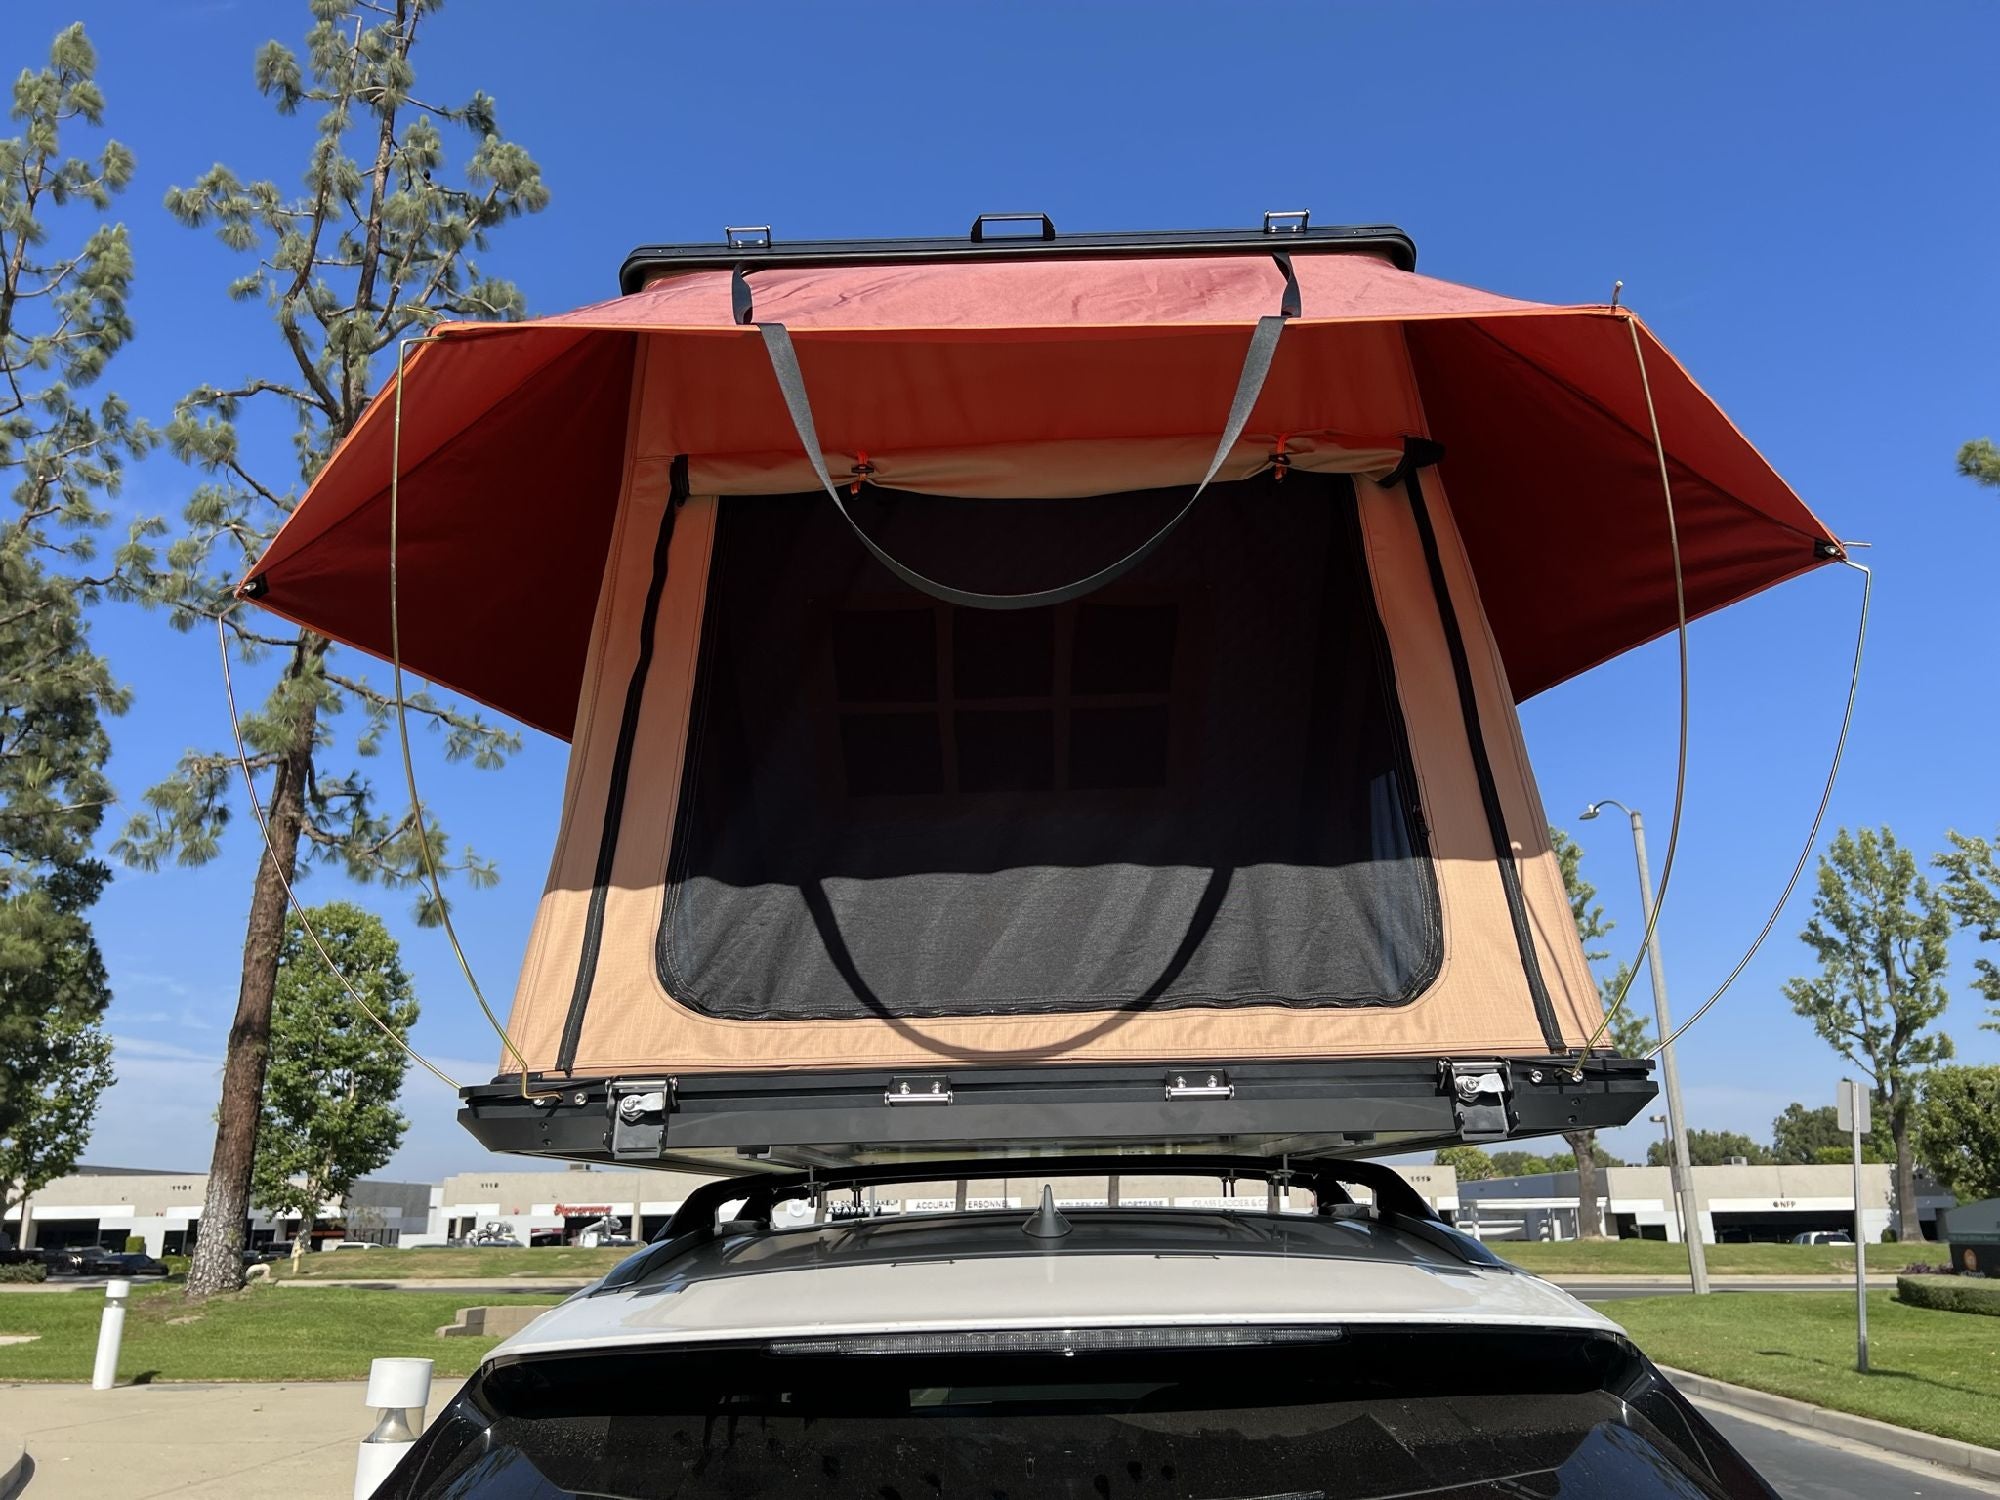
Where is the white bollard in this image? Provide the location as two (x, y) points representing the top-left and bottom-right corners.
(354, 1356), (433, 1498)
(91, 1278), (131, 1391)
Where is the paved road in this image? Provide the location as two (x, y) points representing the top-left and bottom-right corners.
(1697, 1401), (2000, 1499)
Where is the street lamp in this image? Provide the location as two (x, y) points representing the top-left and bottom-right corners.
(1648, 1113), (1687, 1247)
(1582, 799), (1710, 1295)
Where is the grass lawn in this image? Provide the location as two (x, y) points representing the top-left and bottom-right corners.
(1605, 1291), (2000, 1451)
(0, 1283), (562, 1382)
(1494, 1240), (1889, 1276)
(271, 1245), (631, 1280)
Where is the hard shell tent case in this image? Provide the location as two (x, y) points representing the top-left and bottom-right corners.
(242, 218), (1844, 1171)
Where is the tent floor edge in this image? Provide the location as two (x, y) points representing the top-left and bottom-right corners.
(455, 1054), (1656, 1170)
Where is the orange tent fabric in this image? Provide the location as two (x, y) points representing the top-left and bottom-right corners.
(245, 250), (1838, 737)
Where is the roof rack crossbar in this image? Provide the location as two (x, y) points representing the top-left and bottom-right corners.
(657, 1152), (1445, 1244)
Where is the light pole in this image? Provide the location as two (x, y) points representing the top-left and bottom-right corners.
(1648, 1113), (1687, 1246)
(1582, 799), (1710, 1295)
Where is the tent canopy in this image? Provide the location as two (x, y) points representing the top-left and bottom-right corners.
(245, 227), (1839, 739)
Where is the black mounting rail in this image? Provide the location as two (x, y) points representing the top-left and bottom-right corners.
(458, 1054), (1655, 1172)
(594, 1153), (1512, 1293)
(618, 215), (1417, 294)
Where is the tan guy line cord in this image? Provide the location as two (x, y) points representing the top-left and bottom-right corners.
(214, 612), (460, 1093)
(1578, 312), (1693, 1058)
(1647, 557), (1871, 1058)
(390, 334), (551, 1099)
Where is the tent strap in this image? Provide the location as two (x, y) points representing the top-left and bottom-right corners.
(744, 255), (1298, 612)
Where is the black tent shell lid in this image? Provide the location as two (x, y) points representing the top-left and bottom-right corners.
(618, 219), (1419, 294)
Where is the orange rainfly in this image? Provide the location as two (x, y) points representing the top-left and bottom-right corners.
(237, 217), (1839, 1162)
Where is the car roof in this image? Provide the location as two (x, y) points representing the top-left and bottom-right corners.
(491, 1206), (1617, 1362)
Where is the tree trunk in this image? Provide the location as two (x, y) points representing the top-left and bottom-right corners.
(184, 710), (315, 1298)
(1565, 1130), (1605, 1238)
(291, 1211), (311, 1273)
(1890, 1104), (1923, 1242)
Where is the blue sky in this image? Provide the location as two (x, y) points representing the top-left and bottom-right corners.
(6, 2), (1997, 1180)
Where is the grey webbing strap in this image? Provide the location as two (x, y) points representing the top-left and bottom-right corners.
(750, 255), (1297, 612)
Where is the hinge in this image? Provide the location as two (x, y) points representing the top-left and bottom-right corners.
(884, 1076), (953, 1106)
(608, 1078), (674, 1159)
(1165, 1069), (1234, 1101)
(1440, 1060), (1513, 1143)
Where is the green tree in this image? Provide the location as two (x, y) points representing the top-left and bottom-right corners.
(251, 902), (415, 1271)
(1770, 1102), (1891, 1165)
(0, 24), (144, 1195)
(1912, 1065), (2000, 1204)
(1936, 829), (2000, 1033)
(114, 2), (546, 1297)
(1434, 1144), (1496, 1181)
(1958, 438), (2000, 489)
(1551, 826), (1647, 1236)
(1488, 1151), (1552, 1177)
(1782, 827), (1954, 1235)
(0, 1008), (113, 1229)
(1644, 1129), (1772, 1168)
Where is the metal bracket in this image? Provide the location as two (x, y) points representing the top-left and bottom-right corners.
(608, 1078), (673, 1159)
(1165, 1069), (1234, 1101)
(1262, 209), (1311, 234)
(884, 1077), (953, 1106)
(1440, 1060), (1514, 1143)
(725, 224), (772, 249)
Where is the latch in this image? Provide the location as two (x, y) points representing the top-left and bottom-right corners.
(885, 1077), (952, 1106)
(1165, 1070), (1234, 1101)
(1440, 1060), (1513, 1143)
(608, 1078), (673, 1159)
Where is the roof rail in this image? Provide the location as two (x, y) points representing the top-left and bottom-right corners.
(593, 1153), (1506, 1294)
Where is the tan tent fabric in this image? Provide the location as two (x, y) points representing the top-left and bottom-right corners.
(506, 325), (1599, 1077)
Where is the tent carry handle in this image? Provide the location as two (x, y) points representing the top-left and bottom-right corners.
(969, 212), (1056, 243)
(747, 254), (1298, 612)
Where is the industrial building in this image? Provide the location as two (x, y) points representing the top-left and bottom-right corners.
(5, 1162), (1459, 1255)
(1458, 1162), (1956, 1244)
(429, 1164), (1461, 1246)
(2, 1166), (433, 1257)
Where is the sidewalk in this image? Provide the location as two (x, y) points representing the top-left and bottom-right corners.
(1548, 1273), (1899, 1288)
(1, 1378), (461, 1498)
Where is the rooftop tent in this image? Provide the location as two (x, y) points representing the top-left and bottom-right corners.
(243, 220), (1839, 1164)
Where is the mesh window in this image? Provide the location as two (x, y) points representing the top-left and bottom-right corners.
(660, 469), (1439, 1020)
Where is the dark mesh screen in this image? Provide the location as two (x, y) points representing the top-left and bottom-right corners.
(659, 469), (1439, 1020)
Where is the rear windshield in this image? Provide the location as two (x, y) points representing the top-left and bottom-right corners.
(660, 469), (1439, 1021)
(387, 1334), (1752, 1500)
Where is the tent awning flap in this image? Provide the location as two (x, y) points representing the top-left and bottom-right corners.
(246, 247), (1838, 736)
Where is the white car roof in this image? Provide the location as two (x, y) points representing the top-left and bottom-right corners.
(491, 1206), (1617, 1362)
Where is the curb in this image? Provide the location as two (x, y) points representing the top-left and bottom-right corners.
(0, 1429), (23, 1500)
(1548, 1274), (1898, 1289)
(1662, 1365), (2000, 1482)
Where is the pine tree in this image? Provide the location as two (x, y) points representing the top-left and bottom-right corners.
(116, 1), (547, 1296)
(251, 902), (415, 1270)
(1959, 439), (2000, 489)
(1782, 827), (1954, 1237)
(0, 24), (144, 1213)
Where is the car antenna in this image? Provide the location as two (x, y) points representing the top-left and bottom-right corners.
(1022, 1186), (1073, 1240)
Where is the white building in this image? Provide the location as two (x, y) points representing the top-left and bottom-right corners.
(426, 1164), (1461, 1246)
(3, 1166), (432, 1257)
(1457, 1162), (1954, 1244)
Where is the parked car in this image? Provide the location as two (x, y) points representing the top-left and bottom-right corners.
(45, 1248), (170, 1279)
(326, 1240), (380, 1251)
(1790, 1230), (1854, 1246)
(377, 1160), (1779, 1498)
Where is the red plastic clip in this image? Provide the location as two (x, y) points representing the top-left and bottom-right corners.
(849, 450), (875, 496)
(1270, 434), (1292, 482)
